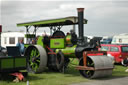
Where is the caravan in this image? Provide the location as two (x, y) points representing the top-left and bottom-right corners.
(1, 32), (47, 48)
(112, 33), (128, 45)
(1, 32), (27, 48)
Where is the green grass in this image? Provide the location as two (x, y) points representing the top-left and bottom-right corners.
(0, 59), (87, 85)
(0, 59), (128, 85)
(112, 65), (128, 77)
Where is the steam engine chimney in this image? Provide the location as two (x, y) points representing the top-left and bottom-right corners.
(77, 8), (85, 46)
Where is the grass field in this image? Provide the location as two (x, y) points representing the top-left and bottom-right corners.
(0, 59), (128, 85)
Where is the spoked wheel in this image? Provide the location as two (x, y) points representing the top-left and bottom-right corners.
(28, 47), (40, 72)
(79, 57), (94, 78)
(25, 45), (47, 73)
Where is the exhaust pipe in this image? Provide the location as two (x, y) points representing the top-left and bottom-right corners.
(77, 8), (85, 46)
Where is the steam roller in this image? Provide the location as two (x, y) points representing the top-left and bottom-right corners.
(17, 8), (114, 79)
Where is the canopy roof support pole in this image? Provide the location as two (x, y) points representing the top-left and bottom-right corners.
(33, 26), (38, 41)
(33, 26), (37, 36)
(73, 17), (76, 33)
(26, 26), (31, 34)
(50, 26), (53, 36)
(73, 24), (76, 33)
(26, 26), (31, 42)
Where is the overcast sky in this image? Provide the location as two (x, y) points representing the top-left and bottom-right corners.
(0, 0), (128, 36)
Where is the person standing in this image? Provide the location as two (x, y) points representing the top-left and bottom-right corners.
(16, 39), (24, 55)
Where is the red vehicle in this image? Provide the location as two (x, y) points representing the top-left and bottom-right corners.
(99, 44), (128, 66)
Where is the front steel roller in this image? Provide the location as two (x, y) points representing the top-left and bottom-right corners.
(79, 55), (114, 78)
(25, 45), (47, 73)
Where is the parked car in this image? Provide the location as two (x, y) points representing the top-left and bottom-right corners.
(99, 44), (128, 66)
(100, 38), (112, 44)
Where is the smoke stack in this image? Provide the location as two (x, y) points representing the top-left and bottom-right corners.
(0, 25), (2, 33)
(77, 8), (85, 46)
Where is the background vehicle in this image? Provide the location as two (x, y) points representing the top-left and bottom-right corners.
(100, 38), (112, 44)
(111, 33), (128, 45)
(0, 32), (46, 48)
(99, 44), (128, 66)
(1, 32), (26, 48)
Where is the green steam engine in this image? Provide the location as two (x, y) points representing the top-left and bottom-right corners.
(17, 8), (114, 78)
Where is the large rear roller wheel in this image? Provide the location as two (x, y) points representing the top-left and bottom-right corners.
(25, 45), (47, 73)
(48, 51), (64, 72)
